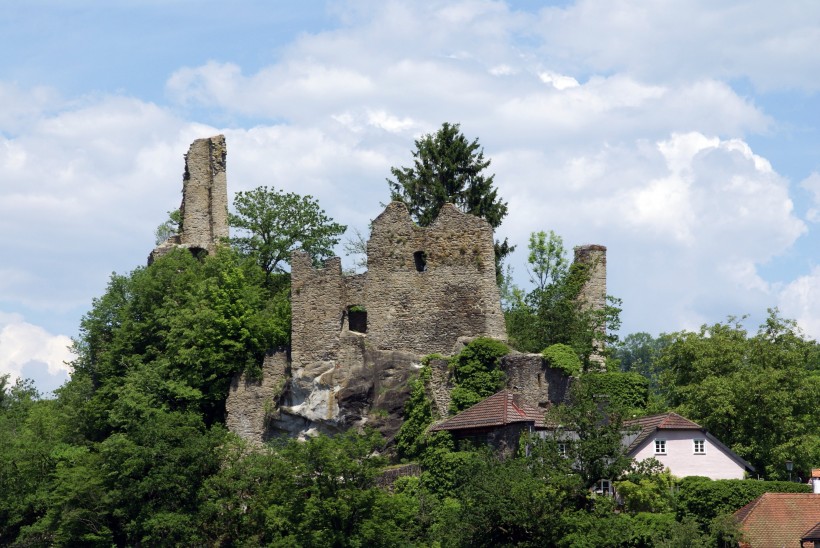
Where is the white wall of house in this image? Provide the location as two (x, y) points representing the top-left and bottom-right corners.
(630, 430), (746, 480)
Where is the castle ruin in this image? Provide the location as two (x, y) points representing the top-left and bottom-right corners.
(152, 136), (610, 443)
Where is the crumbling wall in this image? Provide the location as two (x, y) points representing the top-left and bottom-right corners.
(149, 135), (228, 264)
(502, 353), (573, 410)
(364, 202), (507, 355)
(278, 202), (507, 438)
(225, 350), (288, 445)
(180, 135), (228, 252)
(574, 244), (607, 368)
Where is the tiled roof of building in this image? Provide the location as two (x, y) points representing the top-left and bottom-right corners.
(734, 493), (820, 548)
(430, 390), (545, 432)
(812, 468), (820, 479)
(622, 412), (702, 453)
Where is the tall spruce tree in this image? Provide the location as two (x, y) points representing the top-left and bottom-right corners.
(387, 122), (512, 278)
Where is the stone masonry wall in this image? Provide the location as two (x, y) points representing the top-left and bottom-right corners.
(225, 350), (289, 445)
(290, 201), (506, 368)
(362, 202), (506, 355)
(148, 135), (229, 264)
(573, 244), (607, 368)
(502, 353), (573, 410)
(180, 135), (229, 252)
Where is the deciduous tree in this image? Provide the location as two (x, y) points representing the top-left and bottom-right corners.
(229, 185), (346, 276)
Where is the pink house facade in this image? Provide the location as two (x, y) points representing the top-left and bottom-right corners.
(624, 413), (754, 480)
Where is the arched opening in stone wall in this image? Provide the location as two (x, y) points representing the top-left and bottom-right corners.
(413, 250), (427, 272)
(347, 305), (368, 333)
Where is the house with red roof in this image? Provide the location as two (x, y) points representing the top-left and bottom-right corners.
(733, 493), (820, 547)
(623, 412), (754, 480)
(429, 390), (546, 455)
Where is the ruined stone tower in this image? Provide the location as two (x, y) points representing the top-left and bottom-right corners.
(179, 135), (228, 252)
(290, 201), (507, 366)
(573, 244), (607, 368)
(253, 201), (509, 437)
(149, 135), (228, 263)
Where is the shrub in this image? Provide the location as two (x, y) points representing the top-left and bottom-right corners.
(541, 343), (581, 376)
(676, 476), (811, 525)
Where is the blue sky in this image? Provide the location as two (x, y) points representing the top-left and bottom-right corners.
(2, 0), (820, 394)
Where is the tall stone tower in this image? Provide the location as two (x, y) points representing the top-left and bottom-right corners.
(573, 244), (607, 369)
(149, 135), (228, 263)
(179, 135), (229, 253)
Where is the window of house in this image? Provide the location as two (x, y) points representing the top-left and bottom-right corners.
(558, 443), (567, 457)
(595, 479), (612, 495)
(694, 439), (705, 454)
(655, 439), (667, 454)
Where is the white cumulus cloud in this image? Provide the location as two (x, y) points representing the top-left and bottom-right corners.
(0, 312), (75, 387)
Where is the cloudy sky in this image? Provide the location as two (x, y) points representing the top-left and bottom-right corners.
(2, 0), (820, 393)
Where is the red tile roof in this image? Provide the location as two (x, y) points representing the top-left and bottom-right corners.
(430, 390), (546, 432)
(622, 412), (702, 453)
(812, 468), (820, 479)
(734, 493), (820, 547)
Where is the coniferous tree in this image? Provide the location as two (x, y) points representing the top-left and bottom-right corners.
(387, 122), (512, 279)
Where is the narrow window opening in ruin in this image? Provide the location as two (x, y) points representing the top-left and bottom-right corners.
(413, 251), (427, 272)
(347, 305), (367, 333)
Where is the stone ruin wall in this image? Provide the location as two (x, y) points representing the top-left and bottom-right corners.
(149, 134), (228, 264)
(275, 202), (508, 439)
(574, 244), (607, 369)
(364, 202), (507, 355)
(290, 201), (506, 368)
(225, 350), (289, 443)
(180, 135), (229, 252)
(574, 244), (607, 314)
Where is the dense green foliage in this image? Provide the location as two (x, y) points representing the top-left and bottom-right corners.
(387, 122), (512, 278)
(580, 371), (649, 415)
(229, 185), (347, 275)
(394, 365), (434, 460)
(676, 476), (811, 527)
(505, 231), (622, 366)
(448, 337), (509, 413)
(616, 310), (820, 479)
(545, 379), (635, 490)
(73, 247), (289, 427)
(542, 343), (582, 376)
(4, 172), (818, 544)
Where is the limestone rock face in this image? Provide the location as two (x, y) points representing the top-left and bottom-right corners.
(229, 332), (421, 442)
